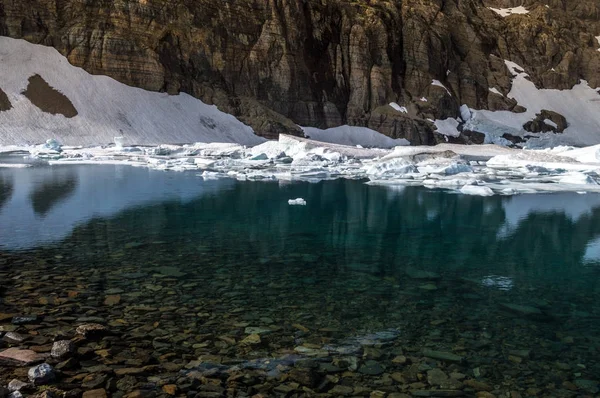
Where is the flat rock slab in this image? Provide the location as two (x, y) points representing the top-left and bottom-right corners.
(0, 348), (45, 365)
(423, 349), (463, 362)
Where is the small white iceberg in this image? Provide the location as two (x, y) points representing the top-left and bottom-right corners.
(288, 198), (307, 206)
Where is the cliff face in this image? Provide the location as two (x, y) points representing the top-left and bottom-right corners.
(0, 0), (599, 143)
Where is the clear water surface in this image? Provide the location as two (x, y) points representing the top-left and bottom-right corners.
(1, 159), (600, 393)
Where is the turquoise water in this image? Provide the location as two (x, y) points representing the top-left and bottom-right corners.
(1, 162), (600, 394)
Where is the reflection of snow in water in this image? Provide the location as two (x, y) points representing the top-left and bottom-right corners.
(583, 236), (600, 264)
(0, 165), (233, 250)
(498, 192), (600, 238)
(481, 275), (514, 291)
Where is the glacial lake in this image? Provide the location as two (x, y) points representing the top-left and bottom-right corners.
(1, 161), (600, 395)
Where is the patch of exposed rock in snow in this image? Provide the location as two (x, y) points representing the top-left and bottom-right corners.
(489, 6), (529, 17)
(9, 135), (600, 197)
(462, 60), (600, 147)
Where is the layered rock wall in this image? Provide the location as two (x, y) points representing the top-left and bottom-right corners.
(0, 0), (598, 142)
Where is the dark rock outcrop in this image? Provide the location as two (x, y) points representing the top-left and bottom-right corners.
(0, 0), (598, 143)
(22, 75), (77, 118)
(523, 109), (568, 133)
(0, 87), (10, 111)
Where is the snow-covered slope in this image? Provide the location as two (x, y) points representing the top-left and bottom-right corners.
(301, 126), (410, 148)
(0, 37), (265, 147)
(460, 61), (600, 147)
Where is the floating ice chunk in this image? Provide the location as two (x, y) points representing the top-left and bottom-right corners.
(364, 158), (418, 179)
(419, 162), (473, 175)
(460, 185), (494, 196)
(250, 153), (269, 161)
(389, 102), (408, 113)
(423, 177), (479, 187)
(309, 147), (344, 162)
(558, 172), (598, 185)
(184, 142), (245, 158)
(288, 198), (306, 206)
(291, 153), (327, 166)
(43, 139), (62, 152)
(0, 163), (32, 168)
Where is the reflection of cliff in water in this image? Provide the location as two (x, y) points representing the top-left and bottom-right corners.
(61, 180), (600, 289)
(29, 169), (78, 216)
(0, 173), (13, 212)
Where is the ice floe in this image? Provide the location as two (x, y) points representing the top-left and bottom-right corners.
(288, 198), (307, 206)
(5, 134), (600, 197)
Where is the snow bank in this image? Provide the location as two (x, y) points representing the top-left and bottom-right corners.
(10, 126), (600, 197)
(463, 60), (600, 147)
(0, 37), (265, 147)
(489, 6), (529, 17)
(302, 126), (409, 148)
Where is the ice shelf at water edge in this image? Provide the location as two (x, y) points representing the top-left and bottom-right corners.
(4, 135), (600, 196)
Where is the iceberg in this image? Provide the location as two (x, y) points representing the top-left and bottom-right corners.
(288, 198), (307, 206)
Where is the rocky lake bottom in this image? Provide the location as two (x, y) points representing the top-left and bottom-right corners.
(0, 164), (599, 398)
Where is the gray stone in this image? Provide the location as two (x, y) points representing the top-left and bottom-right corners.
(427, 368), (449, 386)
(2, 332), (26, 344)
(28, 363), (55, 385)
(11, 315), (38, 325)
(405, 267), (441, 280)
(499, 303), (542, 316)
(7, 380), (28, 392)
(76, 323), (108, 337)
(0, 348), (45, 366)
(51, 340), (75, 359)
(243, 326), (271, 335)
(411, 391), (464, 397)
(423, 349), (463, 362)
(358, 360), (385, 375)
(574, 379), (599, 394)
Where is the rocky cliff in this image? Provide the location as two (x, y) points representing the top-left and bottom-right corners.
(0, 0), (599, 144)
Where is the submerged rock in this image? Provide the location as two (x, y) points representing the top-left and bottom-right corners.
(499, 303), (542, 317)
(0, 348), (45, 366)
(51, 340), (75, 359)
(358, 360), (385, 375)
(423, 349), (463, 363)
(28, 363), (55, 385)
